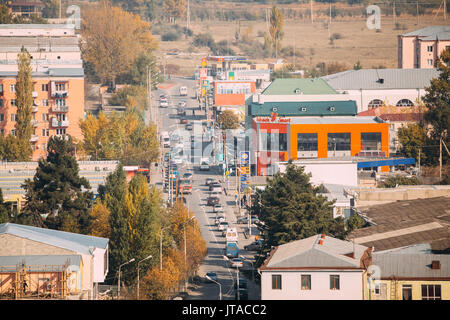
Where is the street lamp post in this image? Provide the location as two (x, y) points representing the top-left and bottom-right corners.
(118, 258), (135, 300)
(205, 275), (222, 300)
(137, 255), (152, 300)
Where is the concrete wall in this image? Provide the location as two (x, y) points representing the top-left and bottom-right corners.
(0, 234), (75, 256)
(351, 186), (450, 202)
(261, 270), (364, 300)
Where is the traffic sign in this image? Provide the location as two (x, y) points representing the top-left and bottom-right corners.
(240, 166), (250, 175)
(202, 79), (209, 88)
(240, 151), (249, 165)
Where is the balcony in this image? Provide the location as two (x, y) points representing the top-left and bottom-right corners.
(32, 91), (38, 98)
(32, 106), (38, 113)
(51, 117), (69, 127)
(30, 135), (38, 142)
(51, 91), (69, 98)
(51, 105), (69, 113)
(30, 120), (38, 127)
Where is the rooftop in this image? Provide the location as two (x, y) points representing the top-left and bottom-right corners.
(260, 234), (368, 271)
(262, 78), (338, 95)
(401, 25), (450, 41)
(322, 68), (440, 90)
(347, 196), (450, 253)
(0, 67), (84, 78)
(254, 116), (384, 125)
(0, 223), (109, 255)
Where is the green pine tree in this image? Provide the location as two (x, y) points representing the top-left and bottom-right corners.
(249, 163), (347, 248)
(0, 189), (13, 224)
(14, 46), (34, 161)
(20, 136), (93, 233)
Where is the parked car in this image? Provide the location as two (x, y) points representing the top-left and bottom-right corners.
(186, 123), (193, 131)
(236, 215), (260, 225)
(180, 117), (188, 124)
(200, 160), (210, 171)
(205, 272), (218, 283)
(209, 182), (223, 193)
(178, 101), (187, 107)
(171, 134), (180, 142)
(230, 258), (243, 268)
(207, 196), (220, 206)
(160, 100), (169, 108)
(205, 177), (214, 186)
(244, 240), (263, 251)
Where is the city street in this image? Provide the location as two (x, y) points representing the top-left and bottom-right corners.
(151, 77), (261, 300)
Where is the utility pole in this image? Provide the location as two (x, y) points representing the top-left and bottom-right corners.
(310, 0), (314, 24)
(186, 0), (191, 35)
(393, 1), (396, 25)
(439, 137), (442, 181)
(418, 148), (421, 177)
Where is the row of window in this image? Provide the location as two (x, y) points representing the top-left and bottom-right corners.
(271, 274), (340, 291)
(0, 83), (66, 93)
(367, 98), (415, 110)
(272, 274), (442, 300)
(0, 99), (66, 108)
(1, 128), (66, 137)
(1, 113), (66, 122)
(259, 132), (382, 152)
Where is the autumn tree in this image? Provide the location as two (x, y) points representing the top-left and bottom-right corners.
(89, 201), (111, 238)
(218, 110), (240, 130)
(269, 6), (284, 58)
(14, 46), (34, 161)
(397, 123), (430, 164)
(81, 0), (157, 88)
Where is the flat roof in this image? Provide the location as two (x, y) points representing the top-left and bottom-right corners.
(0, 67), (84, 78)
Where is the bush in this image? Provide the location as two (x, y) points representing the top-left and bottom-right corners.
(162, 31), (181, 41)
(379, 175), (421, 188)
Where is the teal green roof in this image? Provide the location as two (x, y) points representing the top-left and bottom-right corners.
(249, 100), (357, 117)
(262, 78), (338, 95)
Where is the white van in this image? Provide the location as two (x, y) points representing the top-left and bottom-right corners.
(226, 227), (238, 243)
(161, 131), (170, 148)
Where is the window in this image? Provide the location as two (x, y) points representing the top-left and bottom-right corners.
(297, 133), (318, 152)
(301, 275), (311, 290)
(402, 284), (412, 300)
(361, 132), (381, 151)
(272, 274), (282, 290)
(11, 129), (15, 136)
(42, 99), (49, 106)
(10, 114), (16, 122)
(56, 128), (66, 135)
(330, 275), (340, 290)
(41, 113), (49, 122)
(42, 129), (49, 137)
(427, 59), (433, 66)
(0, 114), (4, 122)
(368, 99), (383, 110)
(56, 83), (66, 91)
(0, 84), (3, 93)
(427, 45), (433, 52)
(56, 99), (66, 107)
(10, 99), (16, 106)
(422, 284), (441, 300)
(0, 99), (3, 108)
(41, 84), (49, 92)
(260, 132), (287, 151)
(374, 283), (381, 295)
(56, 114), (66, 121)
(327, 133), (351, 151)
(396, 99), (414, 107)
(10, 84), (15, 92)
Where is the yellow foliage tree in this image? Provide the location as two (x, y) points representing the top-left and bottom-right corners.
(89, 201), (111, 238)
(81, 0), (157, 87)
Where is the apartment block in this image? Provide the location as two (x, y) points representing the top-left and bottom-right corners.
(398, 26), (450, 69)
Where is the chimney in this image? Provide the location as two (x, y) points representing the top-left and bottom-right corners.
(321, 234), (326, 239)
(318, 240), (323, 245)
(431, 260), (441, 270)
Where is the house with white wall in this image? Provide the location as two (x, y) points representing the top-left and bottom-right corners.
(322, 68), (440, 113)
(259, 234), (372, 300)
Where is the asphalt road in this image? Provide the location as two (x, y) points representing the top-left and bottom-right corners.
(152, 77), (261, 301)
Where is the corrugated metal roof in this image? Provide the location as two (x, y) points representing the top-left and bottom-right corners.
(266, 235), (367, 269)
(0, 67), (84, 78)
(262, 78), (337, 95)
(372, 252), (450, 278)
(401, 26), (450, 37)
(322, 68), (440, 90)
(0, 223), (108, 255)
(0, 255), (81, 272)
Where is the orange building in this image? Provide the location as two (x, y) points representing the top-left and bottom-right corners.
(214, 80), (256, 106)
(252, 115), (390, 176)
(0, 68), (85, 160)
